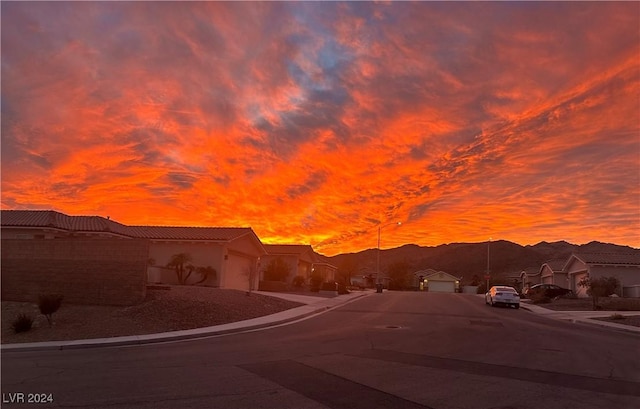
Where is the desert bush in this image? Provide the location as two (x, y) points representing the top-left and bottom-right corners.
(38, 294), (63, 326)
(320, 282), (338, 292)
(310, 271), (323, 292)
(12, 313), (34, 333)
(263, 257), (291, 282)
(578, 276), (621, 310)
(292, 275), (305, 289)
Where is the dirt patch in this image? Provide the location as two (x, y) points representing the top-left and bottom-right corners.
(1, 287), (304, 344)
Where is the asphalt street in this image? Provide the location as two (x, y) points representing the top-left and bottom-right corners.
(2, 292), (639, 409)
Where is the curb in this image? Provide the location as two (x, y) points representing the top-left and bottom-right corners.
(1, 292), (370, 352)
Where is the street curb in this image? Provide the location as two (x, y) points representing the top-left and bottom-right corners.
(1, 292), (371, 352)
(567, 317), (640, 335)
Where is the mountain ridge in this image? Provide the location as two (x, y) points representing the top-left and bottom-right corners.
(321, 240), (639, 282)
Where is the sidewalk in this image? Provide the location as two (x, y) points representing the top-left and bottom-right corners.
(519, 301), (640, 334)
(1, 290), (374, 352)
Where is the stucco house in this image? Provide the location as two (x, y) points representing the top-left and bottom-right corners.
(1, 210), (266, 292)
(413, 269), (461, 293)
(539, 259), (567, 287)
(519, 267), (542, 291)
(564, 253), (640, 298)
(261, 244), (337, 285)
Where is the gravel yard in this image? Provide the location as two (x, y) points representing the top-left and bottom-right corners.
(2, 286), (304, 344)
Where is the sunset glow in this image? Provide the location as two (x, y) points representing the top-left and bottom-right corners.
(2, 2), (639, 255)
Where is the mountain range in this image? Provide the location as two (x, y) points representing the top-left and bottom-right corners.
(323, 240), (640, 282)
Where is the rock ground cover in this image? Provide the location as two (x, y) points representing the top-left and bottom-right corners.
(1, 286), (304, 344)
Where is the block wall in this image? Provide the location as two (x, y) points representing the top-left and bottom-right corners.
(1, 238), (149, 306)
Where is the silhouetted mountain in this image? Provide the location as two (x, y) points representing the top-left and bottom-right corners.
(325, 240), (639, 283)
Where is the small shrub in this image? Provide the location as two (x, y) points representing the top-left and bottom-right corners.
(320, 282), (338, 292)
(12, 313), (34, 333)
(529, 292), (551, 304)
(38, 294), (63, 326)
(292, 275), (305, 289)
(609, 313), (625, 320)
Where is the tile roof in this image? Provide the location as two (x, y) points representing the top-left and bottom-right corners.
(264, 244), (314, 255)
(572, 253), (640, 266)
(1, 210), (252, 242)
(542, 259), (566, 271)
(126, 226), (252, 241)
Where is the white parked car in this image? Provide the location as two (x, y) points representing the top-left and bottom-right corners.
(485, 286), (520, 309)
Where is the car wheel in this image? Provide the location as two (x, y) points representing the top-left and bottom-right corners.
(515, 304), (520, 309)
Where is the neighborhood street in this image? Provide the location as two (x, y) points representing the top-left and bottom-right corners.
(2, 292), (639, 409)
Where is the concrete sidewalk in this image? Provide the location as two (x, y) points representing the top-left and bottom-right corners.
(519, 301), (640, 334)
(1, 290), (374, 352)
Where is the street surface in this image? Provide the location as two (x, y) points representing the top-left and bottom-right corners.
(2, 292), (639, 409)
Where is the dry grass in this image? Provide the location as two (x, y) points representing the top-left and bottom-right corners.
(1, 286), (304, 344)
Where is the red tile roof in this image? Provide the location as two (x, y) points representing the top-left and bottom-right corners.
(126, 225), (253, 241)
(573, 253), (640, 266)
(1, 210), (252, 242)
(264, 244), (314, 255)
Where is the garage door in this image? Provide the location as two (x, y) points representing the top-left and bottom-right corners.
(573, 273), (588, 298)
(428, 281), (455, 293)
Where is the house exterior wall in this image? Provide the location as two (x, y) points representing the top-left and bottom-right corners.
(541, 266), (569, 287)
(1, 238), (148, 305)
(148, 241), (224, 286)
(588, 265), (640, 288)
(260, 255), (300, 283)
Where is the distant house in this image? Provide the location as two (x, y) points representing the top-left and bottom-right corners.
(519, 267), (541, 291)
(261, 244), (337, 285)
(564, 253), (640, 298)
(540, 259), (567, 287)
(1, 210), (266, 292)
(413, 269), (461, 293)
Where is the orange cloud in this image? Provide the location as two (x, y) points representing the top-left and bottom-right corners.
(2, 2), (638, 255)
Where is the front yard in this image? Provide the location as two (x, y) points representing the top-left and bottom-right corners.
(2, 286), (304, 344)
(529, 296), (640, 311)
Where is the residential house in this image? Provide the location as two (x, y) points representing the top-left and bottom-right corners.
(564, 253), (640, 298)
(261, 244), (337, 285)
(1, 210), (266, 292)
(540, 259), (568, 287)
(413, 269), (461, 293)
(519, 267), (542, 292)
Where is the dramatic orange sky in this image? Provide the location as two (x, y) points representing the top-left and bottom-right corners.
(2, 2), (639, 255)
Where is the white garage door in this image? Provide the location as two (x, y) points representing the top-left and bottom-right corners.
(428, 281), (455, 293)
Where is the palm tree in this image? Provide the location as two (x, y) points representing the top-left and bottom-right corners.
(167, 253), (193, 285)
